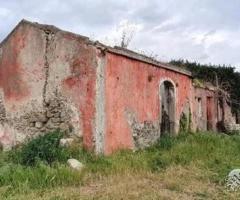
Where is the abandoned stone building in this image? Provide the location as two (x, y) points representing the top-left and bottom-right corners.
(0, 20), (238, 154)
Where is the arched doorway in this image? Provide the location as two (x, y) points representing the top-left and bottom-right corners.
(160, 80), (175, 135)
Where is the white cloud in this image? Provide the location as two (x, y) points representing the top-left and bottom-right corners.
(151, 15), (182, 32)
(97, 19), (143, 47)
(0, 7), (11, 17)
(0, 0), (240, 70)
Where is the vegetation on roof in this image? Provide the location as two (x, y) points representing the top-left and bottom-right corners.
(170, 59), (240, 112)
(192, 78), (205, 88)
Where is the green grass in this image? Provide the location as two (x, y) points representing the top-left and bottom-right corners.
(1, 132), (240, 199)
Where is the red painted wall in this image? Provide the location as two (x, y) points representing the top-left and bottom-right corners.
(104, 52), (193, 154)
(0, 32), (28, 101)
(61, 44), (97, 150)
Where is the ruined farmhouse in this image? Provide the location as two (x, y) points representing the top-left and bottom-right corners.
(0, 20), (238, 154)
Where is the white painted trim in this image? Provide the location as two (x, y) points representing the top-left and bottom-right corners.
(95, 55), (106, 154)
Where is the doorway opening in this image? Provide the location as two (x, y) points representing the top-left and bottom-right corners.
(206, 96), (213, 130)
(160, 80), (175, 135)
(217, 97), (225, 131)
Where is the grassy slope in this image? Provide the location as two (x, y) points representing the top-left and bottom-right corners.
(1, 132), (240, 199)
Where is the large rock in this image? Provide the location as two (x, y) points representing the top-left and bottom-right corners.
(60, 138), (74, 147)
(226, 169), (240, 191)
(67, 159), (84, 171)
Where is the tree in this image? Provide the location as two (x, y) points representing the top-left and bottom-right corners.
(118, 21), (136, 48)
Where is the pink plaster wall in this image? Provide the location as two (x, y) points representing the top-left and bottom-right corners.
(104, 52), (193, 154)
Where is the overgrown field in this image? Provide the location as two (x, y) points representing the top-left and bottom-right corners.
(1, 132), (240, 199)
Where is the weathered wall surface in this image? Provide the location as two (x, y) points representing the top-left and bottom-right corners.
(192, 86), (238, 132)
(0, 21), (101, 151)
(220, 93), (238, 132)
(45, 27), (99, 150)
(0, 22), (46, 149)
(104, 52), (193, 154)
(1, 20), (237, 154)
(192, 87), (217, 132)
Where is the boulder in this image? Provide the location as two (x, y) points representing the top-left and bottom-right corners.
(60, 138), (74, 147)
(226, 169), (240, 191)
(67, 159), (84, 171)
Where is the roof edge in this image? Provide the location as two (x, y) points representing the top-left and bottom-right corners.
(106, 46), (192, 77)
(0, 19), (26, 47)
(0, 19), (90, 47)
(1, 19), (192, 77)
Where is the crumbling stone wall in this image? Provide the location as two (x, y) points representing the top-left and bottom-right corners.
(0, 92), (6, 122)
(222, 95), (240, 133)
(0, 20), (100, 151)
(132, 121), (160, 149)
(0, 92), (80, 150)
(27, 95), (74, 135)
(192, 86), (217, 132)
(126, 110), (160, 149)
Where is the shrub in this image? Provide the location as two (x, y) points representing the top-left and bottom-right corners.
(149, 153), (169, 171)
(16, 130), (70, 166)
(179, 112), (188, 133)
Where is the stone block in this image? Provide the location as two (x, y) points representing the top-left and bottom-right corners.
(52, 117), (61, 123)
(45, 121), (59, 129)
(37, 114), (48, 122)
(54, 112), (60, 118)
(35, 121), (43, 128)
(46, 111), (53, 118)
(67, 159), (84, 171)
(60, 138), (74, 147)
(59, 123), (69, 132)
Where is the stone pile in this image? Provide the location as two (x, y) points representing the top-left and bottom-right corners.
(28, 98), (73, 134)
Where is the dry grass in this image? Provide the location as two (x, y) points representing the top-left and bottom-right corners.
(1, 132), (240, 199)
(3, 164), (240, 200)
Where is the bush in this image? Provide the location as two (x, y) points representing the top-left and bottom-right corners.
(15, 130), (70, 166)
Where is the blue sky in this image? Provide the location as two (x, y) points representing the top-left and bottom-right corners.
(1, 0), (240, 70)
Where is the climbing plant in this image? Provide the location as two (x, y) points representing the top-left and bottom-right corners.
(188, 108), (192, 132)
(179, 112), (188, 133)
